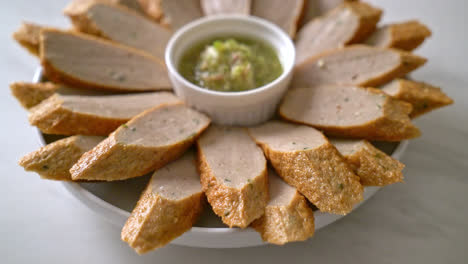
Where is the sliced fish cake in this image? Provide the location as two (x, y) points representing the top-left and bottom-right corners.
(252, 0), (304, 37)
(251, 169), (314, 245)
(300, 0), (357, 27)
(19, 135), (104, 181)
(292, 45), (427, 87)
(29, 92), (181, 136)
(64, 0), (144, 24)
(159, 0), (203, 30)
(40, 29), (171, 92)
(10, 82), (118, 109)
(66, 2), (171, 61)
(13, 22), (48, 56)
(296, 1), (382, 64)
(330, 138), (404, 186)
(201, 0), (251, 15)
(280, 85), (421, 141)
(137, 0), (164, 22)
(197, 126), (268, 228)
(122, 151), (204, 254)
(381, 79), (453, 118)
(248, 121), (363, 215)
(70, 104), (210, 181)
(10, 82), (59, 109)
(366, 20), (432, 51)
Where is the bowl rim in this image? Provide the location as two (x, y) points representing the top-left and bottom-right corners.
(164, 14), (296, 98)
(32, 67), (409, 241)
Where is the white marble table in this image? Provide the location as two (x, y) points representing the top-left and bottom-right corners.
(1, 0), (467, 263)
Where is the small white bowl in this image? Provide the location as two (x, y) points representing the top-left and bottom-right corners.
(165, 15), (295, 126)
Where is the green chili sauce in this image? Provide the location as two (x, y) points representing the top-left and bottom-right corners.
(178, 37), (283, 92)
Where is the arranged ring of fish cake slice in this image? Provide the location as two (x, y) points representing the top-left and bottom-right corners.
(366, 20), (432, 51)
(295, 1), (381, 64)
(29, 92), (181, 136)
(197, 126), (268, 228)
(248, 121), (363, 215)
(330, 138), (404, 186)
(201, 0), (251, 15)
(10, 82), (59, 109)
(66, 2), (171, 61)
(122, 150), (204, 254)
(251, 169), (314, 245)
(381, 79), (453, 118)
(70, 104), (210, 181)
(292, 45), (427, 88)
(158, 0), (203, 30)
(300, 0), (358, 27)
(18, 135), (104, 181)
(252, 0), (304, 38)
(40, 29), (171, 92)
(12, 22), (48, 56)
(280, 85), (421, 141)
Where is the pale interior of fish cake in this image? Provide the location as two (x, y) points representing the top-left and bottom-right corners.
(150, 151), (202, 200)
(116, 104), (209, 147)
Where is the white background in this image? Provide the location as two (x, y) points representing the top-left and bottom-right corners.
(1, 0), (467, 263)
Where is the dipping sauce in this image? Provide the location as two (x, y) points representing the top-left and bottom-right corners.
(178, 37), (283, 92)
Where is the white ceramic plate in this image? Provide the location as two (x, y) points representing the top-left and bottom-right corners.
(33, 68), (408, 248)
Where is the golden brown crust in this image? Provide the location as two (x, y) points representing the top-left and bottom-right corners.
(28, 94), (130, 136)
(340, 1), (382, 43)
(197, 147), (268, 228)
(121, 184), (204, 254)
(296, 2), (381, 63)
(300, 0), (358, 27)
(137, 0), (164, 22)
(333, 139), (405, 186)
(368, 20), (432, 51)
(382, 79), (454, 118)
(70, 105), (210, 181)
(18, 135), (103, 181)
(40, 29), (170, 92)
(65, 1), (149, 36)
(280, 86), (421, 141)
(251, 192), (314, 245)
(10, 82), (59, 109)
(12, 22), (46, 56)
(249, 131), (363, 215)
(293, 45), (427, 88)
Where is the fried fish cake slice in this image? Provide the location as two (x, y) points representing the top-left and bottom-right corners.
(40, 29), (170, 92)
(280, 85), (421, 141)
(122, 151), (204, 254)
(296, 1), (382, 64)
(158, 0), (203, 30)
(65, 2), (171, 61)
(251, 169), (314, 245)
(10, 82), (59, 109)
(70, 104), (210, 181)
(201, 0), (251, 15)
(300, 0), (358, 27)
(29, 92), (181, 136)
(251, 0), (304, 37)
(13, 22), (48, 56)
(292, 45), (427, 88)
(330, 138), (404, 186)
(19, 135), (104, 181)
(248, 121), (363, 215)
(366, 20), (432, 51)
(381, 79), (453, 118)
(197, 126), (268, 228)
